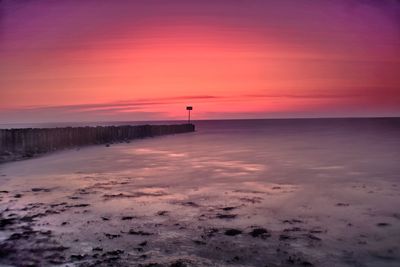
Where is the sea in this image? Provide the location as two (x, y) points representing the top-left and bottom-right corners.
(1, 117), (400, 266)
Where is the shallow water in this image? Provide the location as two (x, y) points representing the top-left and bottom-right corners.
(0, 118), (400, 266)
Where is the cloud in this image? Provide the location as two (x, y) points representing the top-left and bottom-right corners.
(243, 93), (360, 99)
(7, 95), (219, 112)
(244, 86), (400, 101)
(0, 95), (222, 124)
(1, 87), (399, 124)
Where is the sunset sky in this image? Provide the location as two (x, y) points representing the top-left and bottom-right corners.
(1, 0), (399, 123)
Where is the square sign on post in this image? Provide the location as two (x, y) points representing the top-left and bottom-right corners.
(186, 106), (193, 124)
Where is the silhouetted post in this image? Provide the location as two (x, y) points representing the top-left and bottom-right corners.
(186, 106), (193, 124)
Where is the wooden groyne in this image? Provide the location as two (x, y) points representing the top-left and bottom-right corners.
(0, 124), (195, 163)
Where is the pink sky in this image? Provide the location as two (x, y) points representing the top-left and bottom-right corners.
(0, 0), (399, 123)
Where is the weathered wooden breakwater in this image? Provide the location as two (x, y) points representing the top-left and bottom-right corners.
(0, 124), (195, 163)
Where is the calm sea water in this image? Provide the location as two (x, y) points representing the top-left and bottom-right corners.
(2, 117), (400, 186)
(2, 118), (400, 185)
(157, 118), (400, 186)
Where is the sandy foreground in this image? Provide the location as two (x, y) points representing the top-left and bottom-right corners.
(0, 132), (399, 267)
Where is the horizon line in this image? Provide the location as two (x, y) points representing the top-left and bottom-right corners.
(0, 115), (399, 128)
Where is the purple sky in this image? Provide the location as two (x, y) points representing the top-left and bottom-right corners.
(1, 0), (399, 123)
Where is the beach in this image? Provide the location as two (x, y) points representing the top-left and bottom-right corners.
(0, 118), (400, 266)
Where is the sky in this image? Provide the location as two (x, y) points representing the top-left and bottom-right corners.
(0, 0), (399, 123)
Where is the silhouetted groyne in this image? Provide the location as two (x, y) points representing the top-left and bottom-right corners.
(0, 124), (195, 163)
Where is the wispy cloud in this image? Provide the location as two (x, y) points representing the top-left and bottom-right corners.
(0, 95), (223, 123)
(243, 93), (361, 99)
(1, 87), (399, 124)
(6, 95), (220, 113)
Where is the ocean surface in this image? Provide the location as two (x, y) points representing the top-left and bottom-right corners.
(1, 118), (400, 266)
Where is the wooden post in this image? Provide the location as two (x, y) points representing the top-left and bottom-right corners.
(186, 106), (193, 124)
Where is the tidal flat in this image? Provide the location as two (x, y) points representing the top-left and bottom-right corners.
(1, 119), (399, 266)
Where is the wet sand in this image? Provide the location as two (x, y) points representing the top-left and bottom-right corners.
(1, 121), (400, 266)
